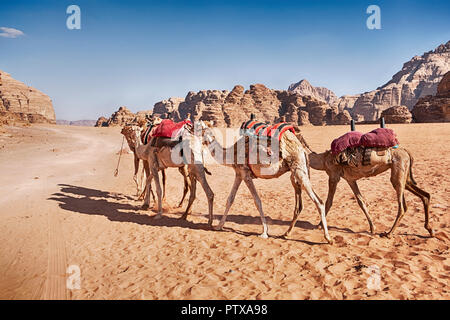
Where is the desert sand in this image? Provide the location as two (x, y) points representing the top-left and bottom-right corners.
(0, 123), (448, 299)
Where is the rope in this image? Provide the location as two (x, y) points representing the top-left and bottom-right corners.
(114, 135), (125, 177)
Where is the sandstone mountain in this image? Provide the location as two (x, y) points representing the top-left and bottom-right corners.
(95, 106), (153, 127)
(0, 70), (55, 124)
(288, 79), (338, 105)
(334, 40), (450, 121)
(412, 71), (450, 122)
(152, 84), (350, 127)
(97, 41), (450, 127)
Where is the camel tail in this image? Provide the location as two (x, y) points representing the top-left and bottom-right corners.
(405, 149), (417, 185)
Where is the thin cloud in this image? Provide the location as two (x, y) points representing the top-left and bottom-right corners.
(0, 27), (25, 38)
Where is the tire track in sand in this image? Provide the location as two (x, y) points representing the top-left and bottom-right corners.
(43, 205), (68, 299)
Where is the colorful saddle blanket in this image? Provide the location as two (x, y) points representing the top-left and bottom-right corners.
(152, 119), (192, 138)
(141, 123), (156, 145)
(239, 120), (295, 141)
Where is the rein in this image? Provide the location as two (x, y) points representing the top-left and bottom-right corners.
(114, 135), (125, 177)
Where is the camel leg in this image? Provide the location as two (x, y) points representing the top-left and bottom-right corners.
(318, 176), (339, 229)
(194, 167), (215, 227)
(405, 182), (434, 237)
(133, 155), (140, 196)
(293, 167), (333, 244)
(347, 180), (375, 234)
(215, 174), (242, 231)
(150, 166), (163, 219)
(384, 169), (407, 238)
(283, 174), (303, 238)
(181, 174), (197, 220)
(161, 169), (167, 203)
(177, 166), (190, 208)
(243, 174), (268, 239)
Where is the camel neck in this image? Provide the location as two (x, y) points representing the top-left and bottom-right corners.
(308, 150), (327, 171)
(207, 136), (235, 165)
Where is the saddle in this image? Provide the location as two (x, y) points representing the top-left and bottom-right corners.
(149, 136), (183, 149)
(334, 146), (393, 167)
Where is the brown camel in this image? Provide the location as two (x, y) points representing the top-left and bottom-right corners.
(202, 125), (333, 244)
(302, 137), (433, 238)
(135, 121), (215, 225)
(120, 124), (191, 208)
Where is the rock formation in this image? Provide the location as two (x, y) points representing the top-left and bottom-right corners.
(288, 79), (338, 105)
(149, 84), (351, 127)
(95, 106), (153, 127)
(336, 41), (450, 121)
(94, 117), (109, 127)
(412, 71), (450, 122)
(380, 106), (413, 124)
(0, 70), (55, 124)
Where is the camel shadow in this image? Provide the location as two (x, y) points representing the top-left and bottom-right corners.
(48, 184), (211, 231)
(48, 184), (346, 243)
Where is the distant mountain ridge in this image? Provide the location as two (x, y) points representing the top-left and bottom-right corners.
(56, 119), (97, 126)
(96, 40), (450, 126)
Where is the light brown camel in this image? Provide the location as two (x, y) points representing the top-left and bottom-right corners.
(135, 121), (215, 225)
(120, 124), (191, 208)
(301, 137), (433, 238)
(202, 126), (333, 244)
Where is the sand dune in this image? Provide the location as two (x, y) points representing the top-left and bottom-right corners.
(0, 123), (448, 299)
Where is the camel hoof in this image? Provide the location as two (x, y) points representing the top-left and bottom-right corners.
(213, 225), (223, 231)
(179, 214), (188, 220)
(317, 223), (323, 230)
(281, 232), (290, 239)
(259, 233), (268, 239)
(428, 229), (435, 237)
(326, 237), (334, 245)
(154, 214), (163, 220)
(380, 232), (391, 238)
(141, 203), (149, 210)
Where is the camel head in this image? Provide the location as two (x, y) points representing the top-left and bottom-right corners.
(121, 124), (142, 150)
(197, 120), (216, 145)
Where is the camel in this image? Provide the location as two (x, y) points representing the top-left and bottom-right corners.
(120, 123), (191, 208)
(132, 121), (215, 225)
(300, 136), (434, 238)
(202, 124), (333, 244)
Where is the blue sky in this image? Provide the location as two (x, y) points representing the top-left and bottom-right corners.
(1, 0), (449, 120)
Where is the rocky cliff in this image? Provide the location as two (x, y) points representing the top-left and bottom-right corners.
(0, 70), (55, 124)
(411, 71), (450, 122)
(152, 84), (350, 127)
(335, 41), (450, 121)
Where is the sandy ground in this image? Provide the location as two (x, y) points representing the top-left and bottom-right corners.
(0, 123), (448, 300)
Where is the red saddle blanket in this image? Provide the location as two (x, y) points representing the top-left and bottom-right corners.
(360, 128), (399, 148)
(152, 119), (192, 138)
(331, 128), (398, 155)
(331, 131), (363, 155)
(240, 120), (295, 141)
